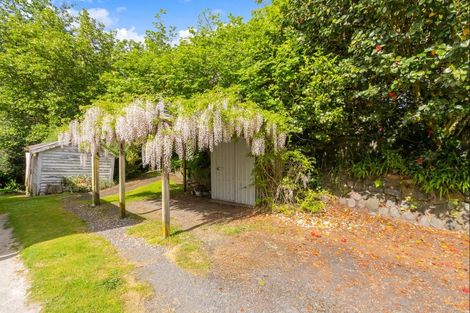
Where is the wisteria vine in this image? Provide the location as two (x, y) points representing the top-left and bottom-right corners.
(59, 97), (288, 171)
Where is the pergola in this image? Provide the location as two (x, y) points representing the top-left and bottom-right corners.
(59, 92), (288, 238)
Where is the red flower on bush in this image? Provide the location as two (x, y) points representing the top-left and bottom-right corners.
(375, 44), (382, 53)
(416, 157), (425, 165)
(388, 91), (397, 101)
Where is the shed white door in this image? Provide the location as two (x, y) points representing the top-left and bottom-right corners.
(211, 140), (255, 206)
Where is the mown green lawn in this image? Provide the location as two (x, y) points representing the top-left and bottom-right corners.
(102, 179), (183, 203)
(0, 194), (138, 313)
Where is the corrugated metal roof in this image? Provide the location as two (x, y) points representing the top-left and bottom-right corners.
(25, 141), (61, 153)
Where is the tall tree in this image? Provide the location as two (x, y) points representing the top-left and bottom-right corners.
(0, 0), (113, 185)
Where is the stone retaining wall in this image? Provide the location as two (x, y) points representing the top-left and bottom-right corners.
(334, 175), (469, 232)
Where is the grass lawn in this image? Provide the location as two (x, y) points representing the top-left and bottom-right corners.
(213, 218), (282, 236)
(127, 220), (210, 275)
(102, 179), (183, 203)
(0, 194), (143, 313)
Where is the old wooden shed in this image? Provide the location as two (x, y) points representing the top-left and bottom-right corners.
(25, 142), (115, 196)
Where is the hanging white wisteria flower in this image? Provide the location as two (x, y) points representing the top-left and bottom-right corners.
(101, 114), (115, 145)
(251, 137), (266, 156)
(115, 99), (164, 143)
(142, 123), (175, 172)
(59, 91), (290, 173)
(171, 92), (290, 160)
(59, 107), (105, 155)
(81, 106), (104, 154)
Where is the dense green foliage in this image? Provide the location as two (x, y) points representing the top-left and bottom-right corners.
(1, 0), (468, 196)
(281, 0), (470, 196)
(0, 1), (113, 183)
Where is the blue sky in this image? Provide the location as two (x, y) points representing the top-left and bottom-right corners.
(62, 0), (262, 42)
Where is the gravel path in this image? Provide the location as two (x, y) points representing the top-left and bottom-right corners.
(65, 196), (338, 313)
(0, 215), (41, 313)
(101, 227), (335, 313)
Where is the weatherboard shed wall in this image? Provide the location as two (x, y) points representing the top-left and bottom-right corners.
(25, 142), (115, 196)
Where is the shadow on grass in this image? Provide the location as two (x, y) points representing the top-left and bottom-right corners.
(0, 193), (86, 249)
(0, 179), (256, 248)
(0, 191), (147, 250)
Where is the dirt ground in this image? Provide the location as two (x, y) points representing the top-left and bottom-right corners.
(120, 191), (470, 313)
(71, 179), (470, 312)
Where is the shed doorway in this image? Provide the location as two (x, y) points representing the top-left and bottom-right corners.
(210, 140), (255, 206)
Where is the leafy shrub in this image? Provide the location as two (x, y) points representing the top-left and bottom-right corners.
(296, 189), (328, 214)
(0, 180), (23, 194)
(350, 147), (469, 197)
(255, 149), (314, 206)
(255, 148), (328, 213)
(281, 0), (470, 197)
(351, 151), (407, 179)
(186, 151), (211, 191)
(411, 150), (469, 197)
(63, 176), (113, 193)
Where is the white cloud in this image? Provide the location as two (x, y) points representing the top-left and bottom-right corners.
(87, 8), (114, 28)
(211, 9), (224, 15)
(178, 29), (193, 41)
(115, 27), (145, 43)
(170, 29), (194, 46)
(116, 6), (127, 13)
(66, 8), (79, 17)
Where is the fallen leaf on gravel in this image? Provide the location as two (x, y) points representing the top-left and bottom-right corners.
(310, 231), (322, 238)
(449, 247), (459, 253)
(462, 287), (470, 294)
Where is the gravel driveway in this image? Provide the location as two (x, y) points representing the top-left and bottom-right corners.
(100, 226), (336, 313)
(65, 195), (338, 313)
(65, 192), (469, 313)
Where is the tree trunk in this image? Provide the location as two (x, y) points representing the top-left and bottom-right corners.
(119, 142), (126, 218)
(91, 152), (100, 207)
(162, 171), (170, 238)
(182, 145), (187, 193)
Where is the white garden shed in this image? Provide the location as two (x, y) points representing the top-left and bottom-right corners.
(210, 140), (256, 206)
(25, 142), (115, 196)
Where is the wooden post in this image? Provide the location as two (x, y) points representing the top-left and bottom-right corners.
(162, 170), (170, 238)
(91, 152), (100, 207)
(119, 142), (126, 218)
(182, 145), (187, 193)
(25, 152), (31, 196)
